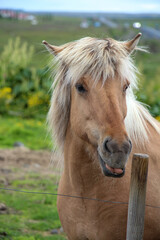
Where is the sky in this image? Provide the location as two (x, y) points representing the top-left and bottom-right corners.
(0, 0), (160, 13)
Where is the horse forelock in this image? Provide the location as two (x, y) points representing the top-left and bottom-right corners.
(48, 37), (160, 152)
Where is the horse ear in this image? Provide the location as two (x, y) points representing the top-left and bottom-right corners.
(42, 40), (64, 55)
(124, 33), (142, 53)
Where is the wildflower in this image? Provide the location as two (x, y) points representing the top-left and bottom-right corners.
(156, 116), (160, 122)
(28, 92), (43, 107)
(0, 87), (12, 102)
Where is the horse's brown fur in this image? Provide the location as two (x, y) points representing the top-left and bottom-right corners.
(57, 77), (160, 240)
(44, 35), (160, 239)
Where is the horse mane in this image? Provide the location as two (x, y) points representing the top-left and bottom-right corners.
(47, 37), (160, 151)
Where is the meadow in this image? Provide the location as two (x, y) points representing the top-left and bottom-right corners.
(0, 15), (160, 239)
(0, 172), (65, 240)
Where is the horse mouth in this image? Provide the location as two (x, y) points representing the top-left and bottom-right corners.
(98, 153), (125, 178)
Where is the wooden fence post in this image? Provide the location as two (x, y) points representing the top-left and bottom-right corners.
(126, 153), (149, 240)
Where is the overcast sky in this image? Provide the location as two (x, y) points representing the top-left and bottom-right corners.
(0, 0), (160, 13)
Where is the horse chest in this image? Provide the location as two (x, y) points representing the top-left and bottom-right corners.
(57, 193), (127, 240)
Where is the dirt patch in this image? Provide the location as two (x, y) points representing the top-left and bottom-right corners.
(0, 147), (61, 185)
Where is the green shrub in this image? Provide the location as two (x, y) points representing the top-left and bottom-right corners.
(0, 37), (51, 117)
(0, 37), (34, 86)
(137, 64), (160, 116)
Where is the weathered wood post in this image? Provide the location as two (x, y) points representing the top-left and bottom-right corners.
(126, 153), (149, 240)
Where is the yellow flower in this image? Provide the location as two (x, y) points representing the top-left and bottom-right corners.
(37, 121), (42, 126)
(156, 116), (160, 122)
(16, 122), (23, 128)
(28, 92), (43, 107)
(0, 87), (12, 101)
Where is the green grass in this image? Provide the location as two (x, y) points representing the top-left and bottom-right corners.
(0, 116), (52, 150)
(0, 115), (63, 239)
(0, 172), (66, 240)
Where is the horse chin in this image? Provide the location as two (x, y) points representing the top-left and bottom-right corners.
(98, 153), (125, 178)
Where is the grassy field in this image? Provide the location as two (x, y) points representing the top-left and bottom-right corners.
(0, 116), (52, 150)
(0, 170), (65, 240)
(0, 116), (59, 239)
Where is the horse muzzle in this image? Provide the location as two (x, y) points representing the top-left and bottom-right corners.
(98, 137), (132, 178)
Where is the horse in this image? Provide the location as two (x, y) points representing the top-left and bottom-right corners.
(43, 33), (160, 240)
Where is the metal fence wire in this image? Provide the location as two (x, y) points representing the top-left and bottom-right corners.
(0, 187), (160, 209)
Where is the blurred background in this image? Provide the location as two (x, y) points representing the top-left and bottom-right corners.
(0, 0), (160, 239)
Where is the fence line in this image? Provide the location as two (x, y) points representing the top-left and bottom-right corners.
(0, 187), (160, 209)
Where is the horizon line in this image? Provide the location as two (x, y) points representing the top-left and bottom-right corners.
(0, 8), (160, 15)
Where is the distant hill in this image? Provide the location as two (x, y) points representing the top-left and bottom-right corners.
(31, 11), (160, 19)
(1, 9), (160, 19)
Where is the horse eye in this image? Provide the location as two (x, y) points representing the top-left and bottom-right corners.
(75, 83), (86, 93)
(123, 84), (130, 92)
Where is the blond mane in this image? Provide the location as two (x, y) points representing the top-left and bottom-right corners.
(47, 37), (160, 151)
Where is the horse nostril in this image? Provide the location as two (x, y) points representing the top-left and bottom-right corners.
(123, 139), (132, 154)
(128, 139), (132, 152)
(129, 139), (132, 146)
(103, 137), (112, 153)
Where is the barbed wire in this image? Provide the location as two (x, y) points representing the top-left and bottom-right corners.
(0, 187), (160, 209)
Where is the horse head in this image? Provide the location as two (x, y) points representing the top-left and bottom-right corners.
(43, 33), (142, 178)
(70, 73), (133, 178)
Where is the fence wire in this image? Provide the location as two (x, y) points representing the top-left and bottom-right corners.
(0, 187), (160, 209)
